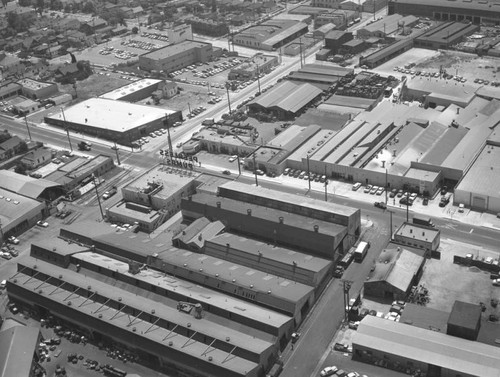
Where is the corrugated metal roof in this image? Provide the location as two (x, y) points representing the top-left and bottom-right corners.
(251, 81), (322, 113)
(354, 316), (500, 377)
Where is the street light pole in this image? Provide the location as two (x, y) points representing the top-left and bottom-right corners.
(385, 168), (388, 204)
(24, 115), (32, 141)
(61, 108), (73, 152)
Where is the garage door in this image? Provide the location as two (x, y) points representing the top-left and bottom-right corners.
(472, 196), (486, 210)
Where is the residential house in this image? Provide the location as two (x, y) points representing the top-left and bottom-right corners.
(0, 136), (25, 161)
(80, 18), (108, 35)
(21, 147), (52, 169)
(55, 18), (82, 33)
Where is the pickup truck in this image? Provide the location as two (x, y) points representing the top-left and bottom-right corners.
(102, 187), (117, 200)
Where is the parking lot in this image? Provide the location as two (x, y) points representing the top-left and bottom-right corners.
(170, 57), (245, 89)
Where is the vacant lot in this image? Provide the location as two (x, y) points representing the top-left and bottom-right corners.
(420, 239), (500, 318)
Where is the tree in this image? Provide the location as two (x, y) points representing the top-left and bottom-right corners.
(36, 0), (44, 16)
(132, 26), (138, 34)
(14, 163), (27, 175)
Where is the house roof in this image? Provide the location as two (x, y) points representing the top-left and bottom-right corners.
(0, 135), (23, 152)
(448, 301), (482, 329)
(172, 217), (225, 249)
(365, 247), (425, 293)
(353, 315), (500, 377)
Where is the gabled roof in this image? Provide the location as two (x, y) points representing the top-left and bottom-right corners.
(173, 217), (225, 249)
(0, 135), (23, 152)
(0, 170), (61, 199)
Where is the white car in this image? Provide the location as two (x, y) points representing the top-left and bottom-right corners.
(229, 155), (238, 162)
(36, 221), (49, 228)
(493, 279), (500, 287)
(7, 236), (19, 245)
(320, 366), (338, 377)
(458, 203), (465, 212)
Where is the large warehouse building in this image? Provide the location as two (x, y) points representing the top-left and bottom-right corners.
(139, 40), (218, 72)
(44, 98), (181, 145)
(353, 315), (500, 377)
(388, 0), (500, 24)
(233, 20), (309, 51)
(247, 80), (323, 120)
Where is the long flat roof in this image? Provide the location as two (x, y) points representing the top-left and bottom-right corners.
(99, 78), (162, 100)
(456, 143), (500, 198)
(13, 258), (266, 374)
(0, 188), (45, 229)
(73, 251), (292, 331)
(219, 181), (359, 218)
(140, 40), (211, 60)
(0, 325), (40, 377)
(354, 315), (500, 377)
(45, 98), (175, 132)
(207, 232), (332, 273)
(153, 244), (314, 303)
(390, 0), (500, 11)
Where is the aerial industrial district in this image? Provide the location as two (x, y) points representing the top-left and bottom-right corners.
(2, 0), (500, 377)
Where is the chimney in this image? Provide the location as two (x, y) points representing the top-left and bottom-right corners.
(314, 225), (319, 233)
(410, 229), (413, 233)
(279, 216), (284, 224)
(216, 201), (221, 208)
(247, 209), (252, 216)
(456, 107), (460, 115)
(226, 243), (230, 252)
(422, 231), (425, 236)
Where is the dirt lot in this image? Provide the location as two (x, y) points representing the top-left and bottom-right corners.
(376, 48), (500, 84)
(420, 239), (500, 318)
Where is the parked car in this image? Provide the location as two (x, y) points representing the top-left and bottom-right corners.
(423, 197), (429, 206)
(376, 187), (385, 196)
(492, 279), (500, 287)
(333, 343), (349, 352)
(370, 186), (379, 195)
(389, 188), (398, 198)
(320, 366), (338, 377)
(458, 203), (465, 212)
(37, 221), (49, 228)
(222, 170), (231, 175)
(291, 332), (300, 343)
(374, 202), (387, 209)
(363, 184), (372, 193)
(7, 236), (19, 245)
(228, 155), (238, 162)
(352, 182), (361, 191)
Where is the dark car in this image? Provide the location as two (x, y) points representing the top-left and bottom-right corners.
(423, 197), (429, 206)
(222, 170), (231, 175)
(333, 343), (349, 352)
(389, 188), (398, 198)
(333, 266), (344, 278)
(374, 201), (387, 209)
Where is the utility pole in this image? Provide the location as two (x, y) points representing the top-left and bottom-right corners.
(406, 192), (410, 222)
(256, 64), (261, 95)
(112, 141), (121, 165)
(306, 154), (311, 191)
(61, 108), (73, 151)
(341, 280), (353, 323)
(225, 82), (232, 114)
(165, 113), (173, 156)
(237, 155), (242, 176)
(385, 167), (388, 204)
(299, 37), (304, 68)
(389, 210), (393, 240)
(92, 174), (104, 221)
(252, 153), (258, 186)
(324, 166), (328, 202)
(24, 115), (32, 141)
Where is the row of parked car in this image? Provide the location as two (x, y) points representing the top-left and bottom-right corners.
(283, 168), (327, 183)
(353, 182), (424, 206)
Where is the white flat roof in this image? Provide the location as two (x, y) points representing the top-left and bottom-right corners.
(46, 98), (176, 132)
(99, 78), (162, 100)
